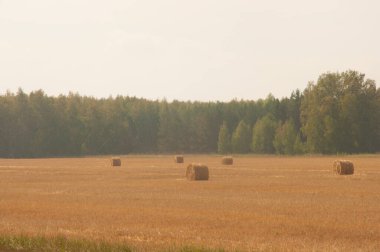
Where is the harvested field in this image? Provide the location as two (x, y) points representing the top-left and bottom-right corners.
(0, 155), (380, 251)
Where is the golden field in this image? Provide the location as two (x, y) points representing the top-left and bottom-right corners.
(0, 155), (380, 251)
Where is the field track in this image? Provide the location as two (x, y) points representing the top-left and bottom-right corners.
(1, 155), (380, 251)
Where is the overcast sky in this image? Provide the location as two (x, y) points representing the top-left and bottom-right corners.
(0, 0), (379, 101)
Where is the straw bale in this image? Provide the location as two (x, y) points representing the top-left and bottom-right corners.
(186, 163), (209, 180)
(174, 155), (184, 163)
(111, 157), (121, 167)
(222, 156), (233, 165)
(333, 160), (354, 175)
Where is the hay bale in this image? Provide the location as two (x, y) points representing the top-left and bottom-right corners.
(186, 163), (209, 181)
(333, 160), (354, 175)
(174, 155), (184, 163)
(221, 156), (233, 165)
(111, 157), (121, 167)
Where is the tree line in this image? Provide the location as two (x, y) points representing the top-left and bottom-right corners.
(0, 70), (379, 157)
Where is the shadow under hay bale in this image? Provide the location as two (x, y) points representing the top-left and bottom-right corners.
(111, 157), (121, 167)
(174, 155), (184, 163)
(186, 163), (209, 181)
(333, 160), (354, 175)
(222, 156), (233, 165)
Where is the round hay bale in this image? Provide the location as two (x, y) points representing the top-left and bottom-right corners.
(111, 157), (121, 167)
(221, 156), (233, 165)
(174, 155), (184, 163)
(186, 163), (209, 181)
(333, 160), (354, 175)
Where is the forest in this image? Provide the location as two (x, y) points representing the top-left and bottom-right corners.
(0, 70), (379, 157)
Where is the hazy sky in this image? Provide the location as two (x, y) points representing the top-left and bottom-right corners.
(0, 0), (379, 101)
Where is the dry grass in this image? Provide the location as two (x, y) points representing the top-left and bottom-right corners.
(0, 155), (380, 251)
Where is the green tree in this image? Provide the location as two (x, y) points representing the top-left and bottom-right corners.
(0, 91), (13, 156)
(377, 88), (380, 151)
(301, 70), (380, 153)
(251, 114), (278, 153)
(128, 99), (159, 152)
(0, 71), (378, 158)
(217, 121), (231, 153)
(273, 120), (304, 155)
(279, 89), (302, 131)
(231, 120), (251, 153)
(12, 88), (35, 157)
(157, 101), (185, 152)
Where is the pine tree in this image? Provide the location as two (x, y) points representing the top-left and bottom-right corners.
(217, 121), (231, 153)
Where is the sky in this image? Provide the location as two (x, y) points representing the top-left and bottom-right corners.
(0, 0), (379, 101)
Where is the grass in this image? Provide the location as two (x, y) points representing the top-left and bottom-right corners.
(0, 234), (132, 252)
(0, 234), (227, 252)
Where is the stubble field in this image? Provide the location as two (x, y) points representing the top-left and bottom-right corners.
(0, 155), (380, 251)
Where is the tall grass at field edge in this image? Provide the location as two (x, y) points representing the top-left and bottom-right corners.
(0, 234), (229, 252)
(0, 234), (131, 252)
